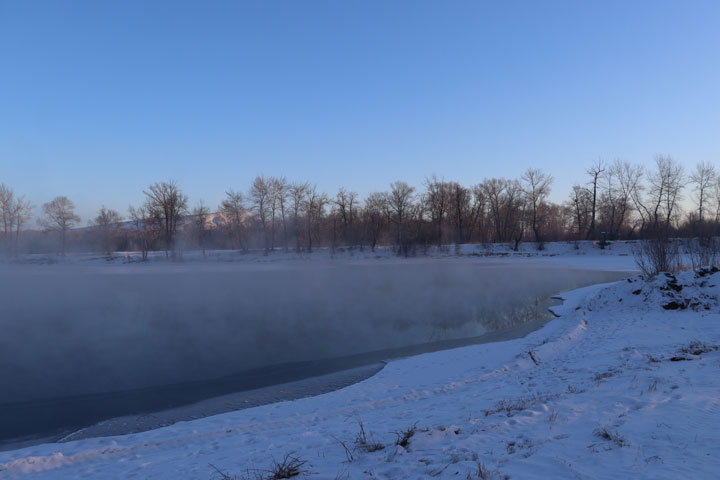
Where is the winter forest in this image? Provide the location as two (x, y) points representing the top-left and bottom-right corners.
(0, 156), (715, 258)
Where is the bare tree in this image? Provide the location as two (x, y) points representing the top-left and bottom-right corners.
(505, 179), (526, 250)
(647, 155), (685, 236)
(128, 204), (161, 261)
(12, 196), (33, 255)
(266, 177), (286, 251)
(93, 206), (122, 257)
(289, 182), (309, 252)
(611, 161), (642, 238)
(334, 187), (358, 247)
(0, 184), (15, 252)
(41, 196), (81, 255)
(567, 185), (591, 241)
(220, 189), (247, 252)
(629, 169), (652, 237)
(0, 185), (32, 256)
(192, 201), (211, 257)
(388, 181), (415, 249)
(481, 178), (525, 245)
(364, 192), (389, 251)
(482, 178), (507, 242)
(712, 177), (720, 227)
(521, 168), (553, 247)
(586, 160), (606, 240)
(143, 181), (188, 257)
(689, 161), (716, 229)
(249, 176), (271, 252)
(467, 184), (488, 244)
(272, 177), (289, 251)
(424, 175), (449, 246)
(303, 185), (327, 252)
(448, 182), (471, 246)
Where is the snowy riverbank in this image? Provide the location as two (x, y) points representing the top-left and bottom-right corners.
(5, 239), (638, 271)
(2, 259), (719, 478)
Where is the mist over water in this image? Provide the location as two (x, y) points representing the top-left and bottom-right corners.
(0, 261), (626, 405)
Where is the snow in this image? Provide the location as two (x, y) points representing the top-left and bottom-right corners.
(6, 239), (639, 271)
(2, 243), (719, 478)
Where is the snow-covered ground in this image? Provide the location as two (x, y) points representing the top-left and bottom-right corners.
(7, 239), (638, 271)
(3, 243), (719, 479)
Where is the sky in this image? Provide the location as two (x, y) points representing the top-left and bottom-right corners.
(1, 0), (720, 224)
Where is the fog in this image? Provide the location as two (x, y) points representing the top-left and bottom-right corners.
(0, 261), (627, 405)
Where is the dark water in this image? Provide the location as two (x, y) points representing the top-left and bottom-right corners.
(0, 261), (629, 447)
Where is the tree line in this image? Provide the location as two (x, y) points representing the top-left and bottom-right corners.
(1, 156), (717, 257)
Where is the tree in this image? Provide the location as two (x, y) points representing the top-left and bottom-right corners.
(334, 187), (358, 247)
(467, 184), (487, 244)
(482, 178), (508, 242)
(567, 185), (592, 241)
(388, 181), (415, 248)
(481, 178), (525, 244)
(12, 196), (33, 255)
(128, 204), (161, 261)
(610, 160), (642, 238)
(0, 185), (32, 256)
(0, 184), (15, 252)
(249, 176), (271, 252)
(586, 160), (606, 240)
(271, 177), (289, 251)
(143, 181), (188, 258)
(424, 175), (449, 246)
(192, 201), (211, 257)
(289, 182), (309, 252)
(303, 185), (327, 252)
(447, 182), (470, 245)
(220, 189), (247, 251)
(41, 196), (80, 255)
(647, 156), (685, 237)
(93, 206), (122, 257)
(505, 179), (526, 250)
(689, 161), (716, 229)
(521, 168), (553, 247)
(364, 192), (389, 251)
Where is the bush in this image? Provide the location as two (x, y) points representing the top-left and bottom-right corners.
(684, 236), (720, 270)
(633, 237), (680, 279)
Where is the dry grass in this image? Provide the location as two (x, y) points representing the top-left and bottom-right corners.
(476, 462), (490, 480)
(593, 427), (629, 447)
(393, 423), (418, 448)
(330, 435), (354, 463)
(648, 378), (658, 392)
(680, 341), (718, 356)
(548, 409), (559, 423)
(265, 455), (311, 479)
(209, 454), (312, 480)
(354, 421), (385, 453)
(484, 393), (558, 417)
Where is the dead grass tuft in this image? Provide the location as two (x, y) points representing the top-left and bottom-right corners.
(484, 393), (558, 417)
(209, 454), (312, 480)
(680, 341), (718, 356)
(354, 421), (385, 453)
(593, 427), (629, 447)
(549, 409), (559, 423)
(265, 455), (311, 479)
(393, 423), (418, 448)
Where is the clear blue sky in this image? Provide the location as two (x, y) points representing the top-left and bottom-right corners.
(2, 0), (720, 224)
